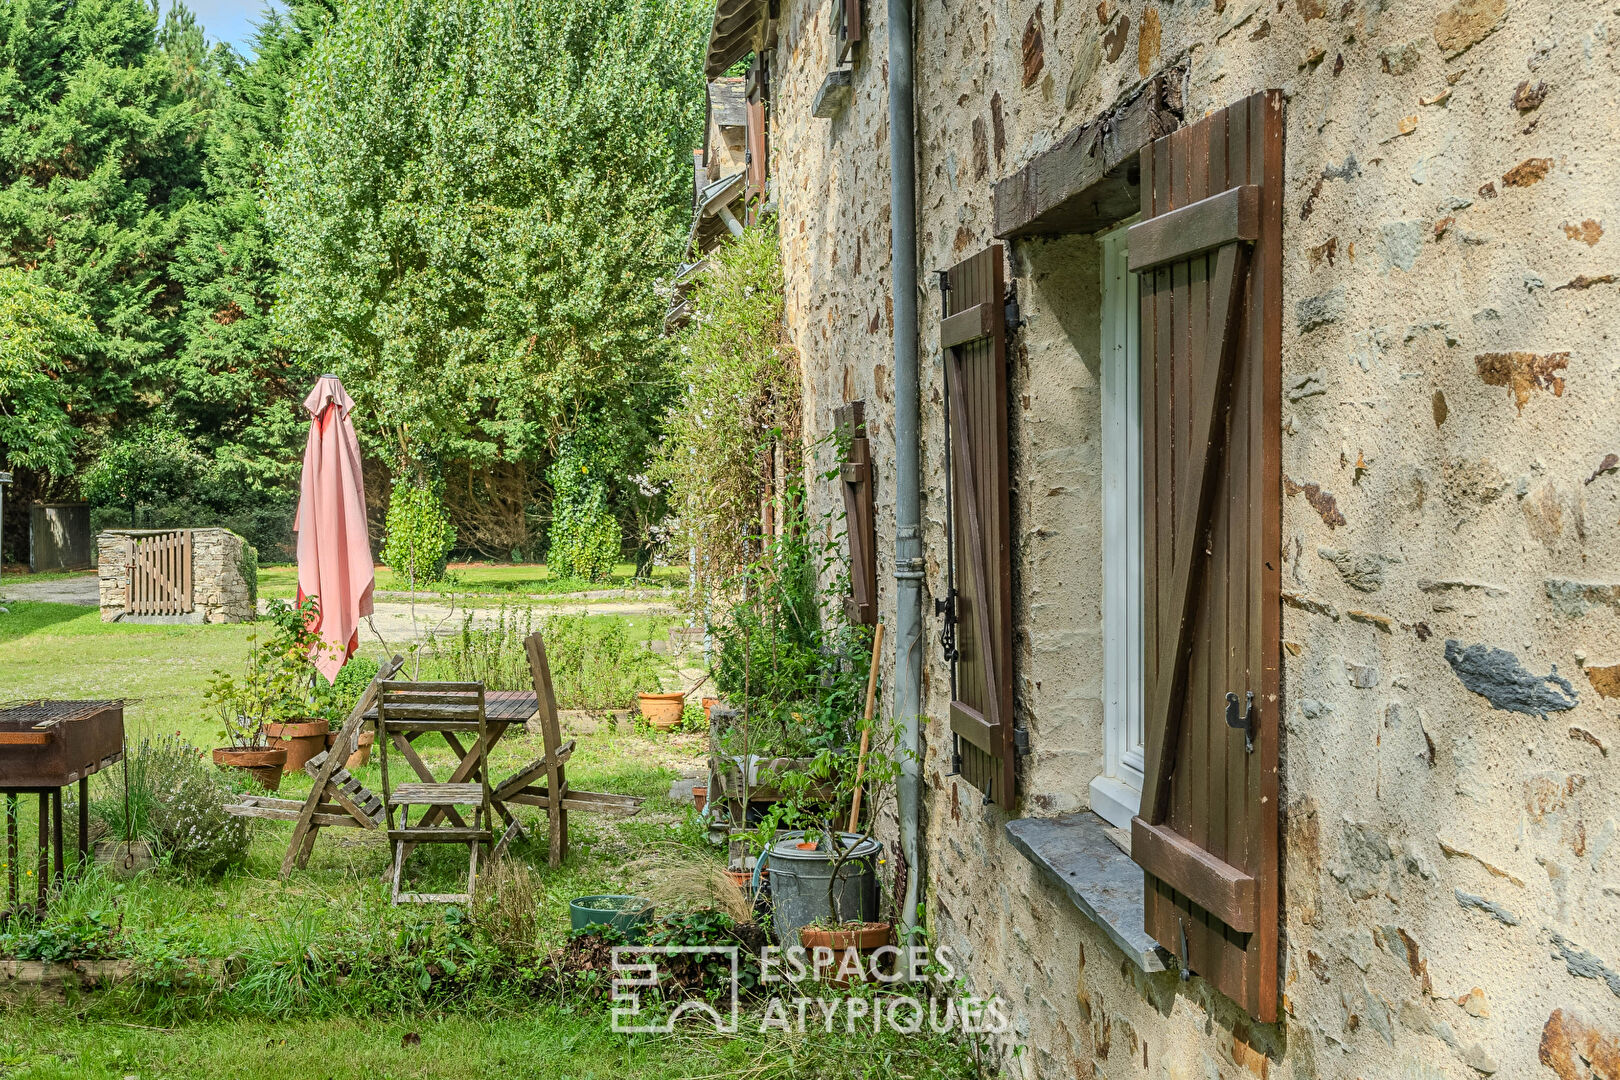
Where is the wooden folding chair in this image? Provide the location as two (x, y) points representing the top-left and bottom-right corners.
(377, 681), (493, 904)
(490, 632), (643, 866)
(225, 655), (403, 878)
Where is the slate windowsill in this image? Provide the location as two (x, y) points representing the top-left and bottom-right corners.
(1005, 811), (1168, 973)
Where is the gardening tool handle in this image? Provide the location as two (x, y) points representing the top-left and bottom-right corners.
(847, 623), (885, 833)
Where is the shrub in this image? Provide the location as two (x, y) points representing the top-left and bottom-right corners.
(541, 613), (664, 710)
(325, 655), (380, 718)
(90, 737), (251, 876)
(546, 436), (622, 582)
(382, 481), (456, 584)
(425, 606), (537, 692)
(653, 220), (798, 595)
(423, 609), (663, 708)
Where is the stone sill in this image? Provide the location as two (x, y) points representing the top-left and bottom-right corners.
(1005, 811), (1168, 973)
(812, 69), (852, 119)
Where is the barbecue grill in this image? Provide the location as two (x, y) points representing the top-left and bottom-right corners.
(0, 700), (125, 914)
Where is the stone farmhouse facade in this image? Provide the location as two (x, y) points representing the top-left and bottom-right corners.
(683, 1), (1619, 1077)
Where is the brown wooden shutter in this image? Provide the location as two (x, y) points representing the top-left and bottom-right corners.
(836, 0), (862, 64)
(745, 56), (767, 211)
(1128, 91), (1282, 1021)
(942, 245), (1016, 811)
(835, 401), (877, 626)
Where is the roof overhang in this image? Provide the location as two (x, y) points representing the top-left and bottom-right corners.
(706, 0), (766, 78)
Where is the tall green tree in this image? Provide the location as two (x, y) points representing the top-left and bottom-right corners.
(0, 268), (95, 476)
(167, 1), (333, 494)
(266, 0), (706, 482)
(0, 0), (208, 458)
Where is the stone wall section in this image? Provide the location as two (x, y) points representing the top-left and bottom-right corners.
(97, 529), (256, 624)
(767, 0), (1620, 1077)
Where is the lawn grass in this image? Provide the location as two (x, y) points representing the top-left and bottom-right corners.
(0, 1009), (979, 1079)
(257, 562), (685, 602)
(0, 602), (255, 739)
(0, 568), (92, 585)
(0, 601), (975, 1080)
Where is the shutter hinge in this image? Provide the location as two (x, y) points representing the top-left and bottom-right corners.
(1225, 690), (1256, 753)
(933, 588), (959, 664)
(1013, 725), (1029, 757)
(1004, 282), (1023, 333)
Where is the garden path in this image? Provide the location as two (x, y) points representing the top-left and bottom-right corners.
(325, 596), (678, 644)
(0, 571), (98, 605)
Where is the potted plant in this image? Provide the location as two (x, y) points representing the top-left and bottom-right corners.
(204, 598), (338, 788)
(751, 717), (904, 955)
(262, 598), (338, 773)
(798, 917), (894, 986)
(204, 632), (292, 790)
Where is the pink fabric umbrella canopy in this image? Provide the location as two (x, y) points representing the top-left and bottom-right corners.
(295, 375), (375, 682)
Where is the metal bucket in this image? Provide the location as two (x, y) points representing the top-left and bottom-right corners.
(766, 832), (881, 946)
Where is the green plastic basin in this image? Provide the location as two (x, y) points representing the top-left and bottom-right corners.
(569, 894), (654, 941)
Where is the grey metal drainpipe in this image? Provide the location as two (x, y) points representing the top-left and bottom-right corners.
(886, 0), (923, 937)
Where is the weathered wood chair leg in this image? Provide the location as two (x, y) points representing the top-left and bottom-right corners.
(391, 839), (406, 905)
(465, 839), (480, 900)
(296, 824), (321, 868)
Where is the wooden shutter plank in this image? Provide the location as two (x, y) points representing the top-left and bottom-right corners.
(1132, 90), (1282, 1022)
(1254, 88), (1284, 1015)
(836, 403), (876, 626)
(1133, 818), (1256, 932)
(1127, 186), (1260, 271)
(1200, 108), (1228, 876)
(946, 352), (1004, 741)
(939, 302), (993, 349)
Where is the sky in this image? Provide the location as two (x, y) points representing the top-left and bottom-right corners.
(183, 0), (281, 53)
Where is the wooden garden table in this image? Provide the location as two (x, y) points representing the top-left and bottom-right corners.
(365, 690), (538, 835)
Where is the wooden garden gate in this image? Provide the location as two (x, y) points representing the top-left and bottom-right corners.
(125, 531), (194, 616)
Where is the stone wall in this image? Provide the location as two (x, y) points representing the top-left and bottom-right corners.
(763, 0), (1620, 1077)
(98, 529), (256, 624)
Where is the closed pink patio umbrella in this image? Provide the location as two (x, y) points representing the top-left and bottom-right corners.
(295, 375), (375, 682)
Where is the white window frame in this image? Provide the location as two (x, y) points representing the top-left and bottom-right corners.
(1090, 220), (1146, 831)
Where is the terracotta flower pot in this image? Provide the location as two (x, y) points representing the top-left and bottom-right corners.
(799, 921), (893, 952)
(798, 922), (893, 986)
(344, 729), (376, 770)
(795, 840), (819, 851)
(267, 718), (330, 774)
(701, 696), (719, 721)
(692, 785), (708, 813)
(213, 745), (288, 791)
(637, 692), (685, 732)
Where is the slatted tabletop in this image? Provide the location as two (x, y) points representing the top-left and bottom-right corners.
(364, 690), (537, 723)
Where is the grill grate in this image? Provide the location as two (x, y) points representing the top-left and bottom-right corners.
(0, 700), (126, 728)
